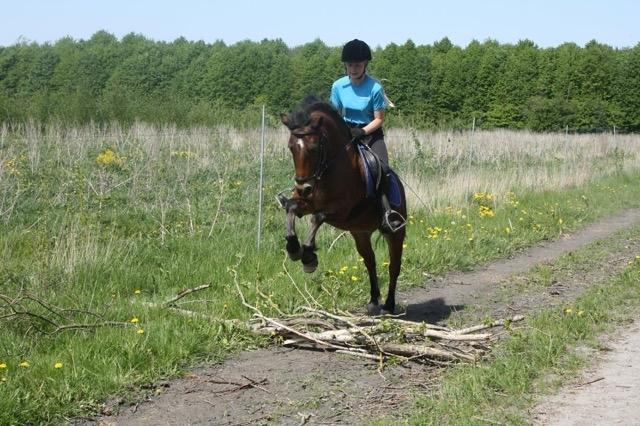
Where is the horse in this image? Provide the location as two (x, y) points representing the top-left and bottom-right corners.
(279, 98), (406, 315)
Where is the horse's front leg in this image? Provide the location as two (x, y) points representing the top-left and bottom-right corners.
(301, 212), (325, 273)
(285, 205), (302, 261)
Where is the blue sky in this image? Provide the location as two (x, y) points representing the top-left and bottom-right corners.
(1, 0), (638, 49)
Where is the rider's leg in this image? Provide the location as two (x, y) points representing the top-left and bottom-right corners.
(368, 137), (405, 233)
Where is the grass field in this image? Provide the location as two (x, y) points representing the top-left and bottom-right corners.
(1, 122), (640, 424)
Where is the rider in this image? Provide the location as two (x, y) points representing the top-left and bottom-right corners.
(330, 39), (405, 233)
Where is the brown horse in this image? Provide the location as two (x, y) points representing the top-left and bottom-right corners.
(280, 98), (406, 315)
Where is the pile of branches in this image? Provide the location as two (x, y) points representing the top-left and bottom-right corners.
(249, 307), (524, 365)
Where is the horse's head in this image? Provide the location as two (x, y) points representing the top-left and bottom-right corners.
(281, 112), (329, 200)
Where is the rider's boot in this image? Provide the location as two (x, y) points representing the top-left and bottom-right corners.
(379, 173), (406, 234)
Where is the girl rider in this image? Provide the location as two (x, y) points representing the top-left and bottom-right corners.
(330, 39), (404, 233)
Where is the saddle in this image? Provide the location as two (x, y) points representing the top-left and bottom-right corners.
(356, 142), (402, 207)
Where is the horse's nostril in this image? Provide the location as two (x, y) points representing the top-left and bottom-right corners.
(296, 183), (312, 198)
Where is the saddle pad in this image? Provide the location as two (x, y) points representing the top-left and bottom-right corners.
(387, 172), (402, 207)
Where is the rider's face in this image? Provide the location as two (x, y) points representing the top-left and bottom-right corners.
(345, 61), (367, 80)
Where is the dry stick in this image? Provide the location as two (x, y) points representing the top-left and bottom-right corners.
(321, 311), (453, 332)
(164, 284), (212, 306)
(256, 287), (286, 317)
(455, 315), (525, 334)
(380, 342), (476, 362)
(50, 321), (133, 334)
(335, 350), (384, 361)
(136, 301), (243, 327)
(208, 167), (227, 237)
(327, 231), (348, 251)
(576, 376), (605, 387)
(1, 294), (133, 334)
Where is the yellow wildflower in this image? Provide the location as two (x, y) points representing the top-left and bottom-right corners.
(19, 361), (29, 368)
(350, 276), (359, 282)
(564, 308), (573, 315)
(137, 329), (145, 335)
(54, 362), (63, 369)
(479, 206), (495, 217)
(134, 289), (141, 295)
(0, 363), (6, 369)
(130, 317), (140, 324)
(96, 148), (122, 166)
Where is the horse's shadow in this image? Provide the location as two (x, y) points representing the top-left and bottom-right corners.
(400, 297), (466, 324)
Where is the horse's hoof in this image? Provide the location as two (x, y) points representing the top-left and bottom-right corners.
(286, 236), (302, 261)
(301, 246), (317, 273)
(301, 254), (318, 273)
(381, 303), (395, 316)
(366, 303), (382, 316)
(302, 262), (318, 273)
(288, 248), (303, 261)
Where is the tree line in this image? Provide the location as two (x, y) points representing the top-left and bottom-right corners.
(1, 31), (638, 131)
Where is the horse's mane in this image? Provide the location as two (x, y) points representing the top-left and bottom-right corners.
(289, 95), (351, 139)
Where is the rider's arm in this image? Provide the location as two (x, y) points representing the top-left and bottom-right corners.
(363, 109), (384, 135)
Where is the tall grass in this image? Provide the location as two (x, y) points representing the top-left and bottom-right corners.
(1, 121), (640, 423)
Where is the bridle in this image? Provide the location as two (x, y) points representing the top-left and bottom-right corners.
(291, 128), (330, 196)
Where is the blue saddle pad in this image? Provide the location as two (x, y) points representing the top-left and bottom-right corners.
(387, 172), (402, 207)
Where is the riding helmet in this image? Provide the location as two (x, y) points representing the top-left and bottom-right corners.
(341, 39), (372, 62)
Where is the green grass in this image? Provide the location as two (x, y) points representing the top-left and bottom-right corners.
(1, 123), (640, 424)
(401, 226), (640, 425)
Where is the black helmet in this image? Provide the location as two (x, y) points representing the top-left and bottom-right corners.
(341, 39), (372, 62)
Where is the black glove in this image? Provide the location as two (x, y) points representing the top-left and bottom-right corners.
(350, 127), (366, 140)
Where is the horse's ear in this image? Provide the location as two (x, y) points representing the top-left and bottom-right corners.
(309, 115), (324, 131)
(281, 113), (294, 130)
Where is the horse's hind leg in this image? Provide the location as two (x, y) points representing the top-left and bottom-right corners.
(351, 231), (381, 316)
(301, 213), (324, 273)
(382, 228), (405, 314)
(285, 207), (302, 261)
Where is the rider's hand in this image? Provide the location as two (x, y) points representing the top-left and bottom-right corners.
(350, 127), (366, 140)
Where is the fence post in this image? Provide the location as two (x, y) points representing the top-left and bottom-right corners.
(257, 105), (266, 250)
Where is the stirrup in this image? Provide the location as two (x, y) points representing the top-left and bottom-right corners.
(382, 209), (406, 233)
(275, 189), (292, 209)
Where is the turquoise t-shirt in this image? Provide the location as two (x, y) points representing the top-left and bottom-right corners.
(330, 75), (387, 125)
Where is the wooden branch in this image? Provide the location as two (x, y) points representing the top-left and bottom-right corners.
(380, 342), (477, 362)
(1, 292), (135, 335)
(454, 315), (524, 335)
(164, 284), (211, 306)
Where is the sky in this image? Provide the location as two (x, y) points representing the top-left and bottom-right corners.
(1, 0), (638, 49)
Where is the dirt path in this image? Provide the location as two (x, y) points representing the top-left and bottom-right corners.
(91, 209), (640, 426)
(532, 319), (640, 426)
